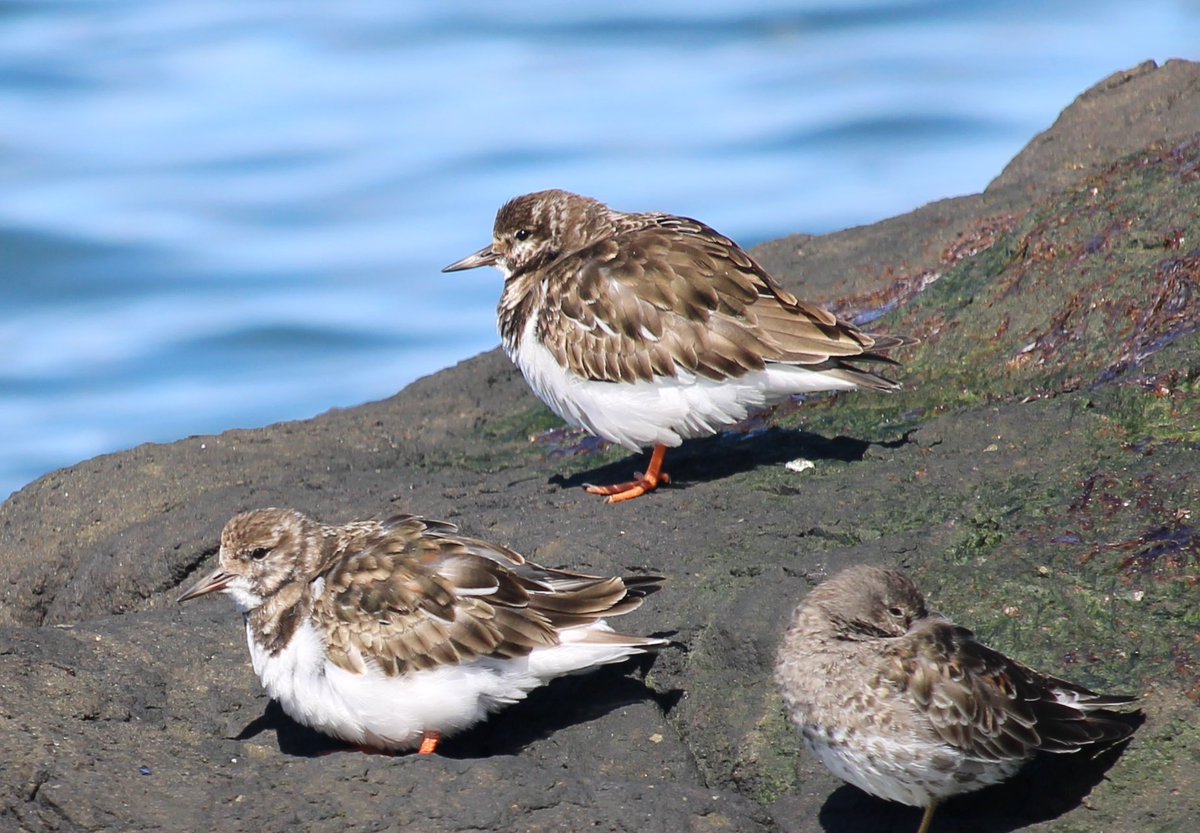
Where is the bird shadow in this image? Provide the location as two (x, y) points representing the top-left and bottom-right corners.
(551, 426), (907, 493)
(815, 715), (1144, 833)
(440, 662), (681, 759)
(233, 657), (679, 760)
(234, 700), (344, 757)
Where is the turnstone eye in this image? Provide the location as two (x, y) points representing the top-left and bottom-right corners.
(514, 228), (530, 241)
(248, 547), (270, 561)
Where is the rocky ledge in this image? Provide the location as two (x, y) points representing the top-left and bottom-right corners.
(3, 60), (1199, 833)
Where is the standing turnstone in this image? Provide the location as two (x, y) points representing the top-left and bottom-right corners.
(443, 189), (913, 503)
(178, 507), (665, 754)
(774, 565), (1138, 833)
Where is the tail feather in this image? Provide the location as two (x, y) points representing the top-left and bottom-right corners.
(523, 571), (665, 632)
(1037, 682), (1140, 753)
(813, 362), (903, 392)
(564, 627), (668, 649)
(527, 623), (666, 681)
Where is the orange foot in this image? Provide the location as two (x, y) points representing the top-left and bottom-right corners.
(417, 730), (441, 755)
(585, 444), (671, 504)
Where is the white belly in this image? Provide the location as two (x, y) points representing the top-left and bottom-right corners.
(801, 724), (1022, 807)
(245, 619), (647, 751)
(508, 317), (862, 452)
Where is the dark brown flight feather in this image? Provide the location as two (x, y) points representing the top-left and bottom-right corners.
(891, 615), (1137, 762)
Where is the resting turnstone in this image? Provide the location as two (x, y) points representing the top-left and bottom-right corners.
(444, 189), (913, 503)
(178, 507), (665, 754)
(774, 565), (1138, 833)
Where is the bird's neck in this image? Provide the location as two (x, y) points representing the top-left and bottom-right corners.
(498, 273), (545, 353)
(246, 579), (315, 657)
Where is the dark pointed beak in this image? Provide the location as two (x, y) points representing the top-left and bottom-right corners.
(177, 567), (235, 603)
(442, 244), (498, 272)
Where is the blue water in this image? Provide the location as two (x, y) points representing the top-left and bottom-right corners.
(2, 1), (1198, 500)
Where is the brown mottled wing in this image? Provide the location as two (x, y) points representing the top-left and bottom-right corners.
(539, 214), (890, 383)
(313, 515), (665, 677)
(896, 618), (1136, 761)
(312, 515), (558, 676)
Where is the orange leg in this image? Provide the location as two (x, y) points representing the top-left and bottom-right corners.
(417, 730), (441, 755)
(585, 444), (671, 504)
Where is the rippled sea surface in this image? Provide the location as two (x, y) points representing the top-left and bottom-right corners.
(2, 1), (1198, 498)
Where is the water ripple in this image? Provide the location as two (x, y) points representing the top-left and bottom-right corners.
(1, 0), (1198, 498)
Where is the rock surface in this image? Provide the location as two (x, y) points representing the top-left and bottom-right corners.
(3, 60), (1199, 833)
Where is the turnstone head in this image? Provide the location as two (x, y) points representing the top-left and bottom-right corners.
(444, 189), (914, 503)
(178, 507), (666, 754)
(774, 565), (1138, 833)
